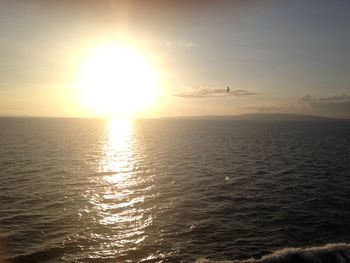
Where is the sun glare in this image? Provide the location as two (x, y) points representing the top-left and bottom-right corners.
(77, 44), (159, 117)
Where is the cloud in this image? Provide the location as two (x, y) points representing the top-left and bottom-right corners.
(173, 87), (258, 98)
(300, 94), (314, 102)
(251, 105), (288, 112)
(164, 40), (197, 48)
(300, 93), (350, 118)
(241, 93), (350, 119)
(301, 93), (350, 103)
(242, 102), (304, 115)
(319, 94), (350, 102)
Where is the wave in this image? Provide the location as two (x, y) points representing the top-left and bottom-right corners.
(196, 243), (350, 263)
(3, 246), (64, 263)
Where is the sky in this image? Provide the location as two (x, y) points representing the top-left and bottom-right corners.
(0, 0), (350, 118)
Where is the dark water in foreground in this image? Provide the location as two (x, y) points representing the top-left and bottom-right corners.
(0, 118), (349, 263)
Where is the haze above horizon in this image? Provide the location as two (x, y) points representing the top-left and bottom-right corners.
(1, 0), (350, 119)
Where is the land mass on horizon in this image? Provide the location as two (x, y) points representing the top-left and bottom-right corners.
(0, 113), (347, 120)
(162, 113), (342, 121)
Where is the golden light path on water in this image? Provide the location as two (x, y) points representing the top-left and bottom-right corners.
(87, 118), (155, 259)
(101, 119), (134, 184)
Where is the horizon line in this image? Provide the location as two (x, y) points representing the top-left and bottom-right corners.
(0, 113), (349, 120)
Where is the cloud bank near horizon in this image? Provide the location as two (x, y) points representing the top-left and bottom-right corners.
(243, 93), (350, 118)
(300, 93), (350, 118)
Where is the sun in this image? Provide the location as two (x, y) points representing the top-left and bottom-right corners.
(77, 44), (159, 117)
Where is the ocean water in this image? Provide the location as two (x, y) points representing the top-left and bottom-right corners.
(0, 118), (349, 263)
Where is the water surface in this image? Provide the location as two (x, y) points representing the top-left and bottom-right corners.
(0, 118), (349, 262)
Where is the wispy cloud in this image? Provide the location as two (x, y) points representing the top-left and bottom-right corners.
(173, 87), (258, 98)
(242, 103), (302, 115)
(301, 93), (350, 103)
(164, 40), (197, 48)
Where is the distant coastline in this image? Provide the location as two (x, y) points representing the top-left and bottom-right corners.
(1, 113), (349, 121)
(161, 113), (346, 121)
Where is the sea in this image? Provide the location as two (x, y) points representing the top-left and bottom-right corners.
(0, 117), (349, 263)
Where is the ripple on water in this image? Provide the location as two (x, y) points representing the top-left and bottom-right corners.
(0, 119), (349, 262)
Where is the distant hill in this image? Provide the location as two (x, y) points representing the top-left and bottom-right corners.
(164, 113), (338, 121)
(227, 113), (334, 121)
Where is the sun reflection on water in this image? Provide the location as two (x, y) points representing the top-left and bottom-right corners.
(87, 118), (154, 259)
(100, 118), (134, 184)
